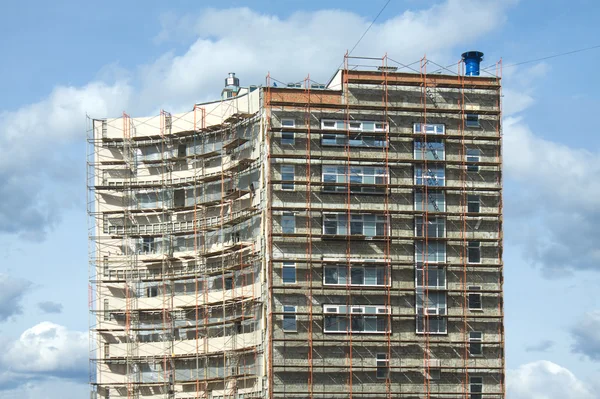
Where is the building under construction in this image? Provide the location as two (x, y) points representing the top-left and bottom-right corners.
(88, 52), (504, 399)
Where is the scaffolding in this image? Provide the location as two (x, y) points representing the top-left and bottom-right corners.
(89, 55), (504, 399)
(88, 92), (265, 399)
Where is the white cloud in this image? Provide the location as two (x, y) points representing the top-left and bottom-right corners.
(503, 116), (600, 274)
(0, 1), (515, 237)
(2, 322), (87, 377)
(507, 360), (596, 399)
(0, 378), (88, 399)
(0, 274), (31, 322)
(571, 311), (600, 361)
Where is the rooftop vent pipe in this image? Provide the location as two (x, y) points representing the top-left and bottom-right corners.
(461, 51), (484, 76)
(225, 72), (240, 88)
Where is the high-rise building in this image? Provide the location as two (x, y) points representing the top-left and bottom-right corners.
(88, 53), (504, 399)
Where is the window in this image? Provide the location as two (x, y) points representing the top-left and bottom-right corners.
(283, 306), (297, 332)
(104, 343), (110, 358)
(469, 332), (483, 356)
(415, 166), (445, 186)
(177, 144), (187, 158)
(281, 131), (295, 145)
(429, 368), (441, 380)
(376, 354), (389, 379)
(103, 256), (109, 278)
(322, 165), (388, 193)
(416, 264), (446, 288)
(146, 286), (158, 297)
(468, 286), (483, 310)
(466, 149), (480, 172)
(416, 290), (447, 334)
(470, 376), (483, 399)
(324, 265), (387, 286)
(468, 241), (481, 263)
(321, 134), (388, 148)
(415, 217), (445, 238)
(323, 214), (387, 237)
(224, 277), (233, 290)
(321, 119), (387, 132)
(282, 262), (296, 284)
(281, 165), (295, 190)
(415, 190), (445, 212)
(323, 305), (389, 333)
(281, 212), (295, 234)
(466, 114), (480, 127)
(141, 237), (156, 254)
(104, 299), (110, 321)
(414, 139), (445, 160)
(467, 195), (480, 213)
(415, 241), (446, 263)
(281, 120), (295, 145)
(413, 123), (445, 135)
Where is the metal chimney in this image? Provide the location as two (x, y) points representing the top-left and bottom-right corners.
(461, 51), (484, 76)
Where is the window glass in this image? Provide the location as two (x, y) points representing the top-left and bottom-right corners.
(281, 131), (295, 145)
(414, 139), (445, 160)
(415, 190), (445, 212)
(467, 195), (480, 213)
(282, 263), (296, 284)
(281, 165), (295, 190)
(281, 213), (295, 234)
(415, 166), (445, 186)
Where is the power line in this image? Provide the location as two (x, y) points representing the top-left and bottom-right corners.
(334, 0), (392, 71)
(482, 44), (600, 71)
(348, 0), (392, 56)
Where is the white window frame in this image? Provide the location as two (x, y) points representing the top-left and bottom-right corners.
(414, 139), (445, 161)
(467, 241), (481, 264)
(323, 305), (390, 334)
(282, 262), (296, 284)
(415, 216), (446, 238)
(281, 119), (296, 145)
(415, 166), (445, 187)
(468, 286), (483, 310)
(413, 123), (445, 135)
(323, 264), (389, 287)
(466, 148), (481, 172)
(469, 331), (483, 356)
(281, 212), (296, 234)
(415, 241), (446, 264)
(281, 165), (295, 191)
(415, 264), (446, 289)
(415, 189), (446, 212)
(282, 305), (297, 332)
(376, 353), (389, 379)
(322, 213), (388, 237)
(322, 165), (388, 193)
(281, 119), (295, 128)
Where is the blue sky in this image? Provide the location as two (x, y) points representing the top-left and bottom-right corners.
(1, 0), (600, 397)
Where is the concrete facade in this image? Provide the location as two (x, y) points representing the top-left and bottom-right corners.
(88, 65), (504, 399)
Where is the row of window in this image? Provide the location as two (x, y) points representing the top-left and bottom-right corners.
(279, 163), (482, 191)
(281, 304), (484, 338)
(280, 120), (481, 135)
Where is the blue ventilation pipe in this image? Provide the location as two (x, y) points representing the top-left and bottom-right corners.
(461, 51), (484, 76)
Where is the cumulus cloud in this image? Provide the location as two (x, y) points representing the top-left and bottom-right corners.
(571, 311), (600, 361)
(2, 322), (88, 380)
(0, 81), (131, 238)
(507, 360), (596, 399)
(0, 274), (31, 322)
(0, 1), (516, 237)
(503, 116), (600, 275)
(37, 301), (63, 314)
